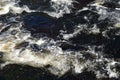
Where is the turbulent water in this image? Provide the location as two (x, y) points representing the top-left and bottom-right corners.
(0, 0), (120, 80)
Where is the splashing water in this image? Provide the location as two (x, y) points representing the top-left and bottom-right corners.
(0, 0), (120, 79)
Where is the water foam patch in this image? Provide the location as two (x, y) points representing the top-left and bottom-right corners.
(0, 0), (35, 15)
(43, 0), (74, 18)
(0, 23), (119, 78)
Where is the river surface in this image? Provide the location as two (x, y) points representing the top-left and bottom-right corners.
(0, 0), (120, 80)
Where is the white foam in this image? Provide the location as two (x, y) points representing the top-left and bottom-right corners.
(51, 0), (73, 4)
(0, 0), (35, 15)
(107, 61), (119, 78)
(43, 0), (74, 18)
(62, 25), (85, 40)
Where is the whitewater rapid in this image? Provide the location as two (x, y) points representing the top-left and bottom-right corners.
(0, 0), (120, 79)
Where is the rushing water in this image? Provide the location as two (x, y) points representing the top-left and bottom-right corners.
(0, 0), (120, 80)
